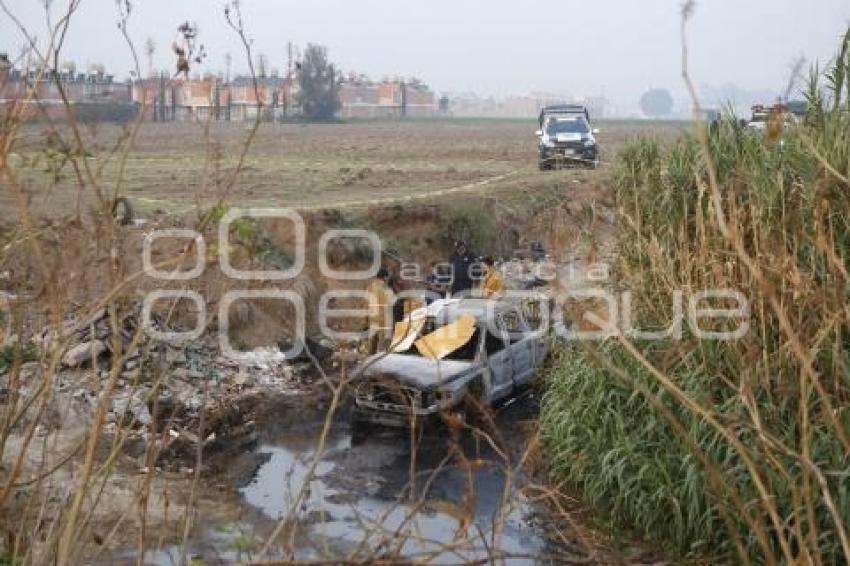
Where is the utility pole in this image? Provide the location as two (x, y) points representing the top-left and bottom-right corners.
(213, 77), (221, 121)
(158, 71), (166, 122)
(400, 80), (407, 118)
(284, 41), (293, 120)
(226, 88), (232, 122)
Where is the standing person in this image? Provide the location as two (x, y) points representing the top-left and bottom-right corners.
(425, 262), (450, 304)
(366, 268), (392, 354)
(450, 241), (476, 297)
(388, 269), (406, 325)
(480, 257), (505, 298)
(425, 262), (439, 305)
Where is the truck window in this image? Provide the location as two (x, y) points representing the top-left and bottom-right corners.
(500, 310), (530, 344)
(546, 118), (589, 135)
(401, 316), (480, 361)
(484, 327), (507, 355)
(445, 328), (481, 360)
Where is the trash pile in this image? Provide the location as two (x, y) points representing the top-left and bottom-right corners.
(19, 303), (333, 474)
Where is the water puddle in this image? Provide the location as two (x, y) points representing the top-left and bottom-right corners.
(241, 437), (345, 520)
(238, 424), (545, 564)
(109, 404), (550, 564)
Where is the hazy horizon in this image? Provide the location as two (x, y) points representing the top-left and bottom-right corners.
(2, 0), (848, 112)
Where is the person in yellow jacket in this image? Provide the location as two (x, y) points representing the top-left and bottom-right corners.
(366, 268), (393, 354)
(480, 257), (505, 298)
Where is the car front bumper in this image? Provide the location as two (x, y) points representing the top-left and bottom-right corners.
(540, 145), (598, 163)
(353, 387), (465, 427)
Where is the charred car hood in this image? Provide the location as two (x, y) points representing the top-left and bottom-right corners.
(358, 354), (477, 390)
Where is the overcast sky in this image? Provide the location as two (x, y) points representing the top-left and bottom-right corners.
(2, 0), (848, 109)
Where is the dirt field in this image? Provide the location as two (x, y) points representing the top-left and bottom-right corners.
(4, 119), (687, 221)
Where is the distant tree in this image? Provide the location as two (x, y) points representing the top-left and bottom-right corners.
(640, 88), (674, 118)
(297, 44), (341, 120)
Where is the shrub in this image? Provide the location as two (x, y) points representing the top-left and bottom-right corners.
(445, 205), (498, 254)
(541, 29), (850, 563)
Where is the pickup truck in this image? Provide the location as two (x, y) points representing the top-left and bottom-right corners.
(536, 105), (600, 170)
(745, 103), (802, 133)
(352, 298), (548, 437)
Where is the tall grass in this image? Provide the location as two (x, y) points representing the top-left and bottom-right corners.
(541, 29), (850, 563)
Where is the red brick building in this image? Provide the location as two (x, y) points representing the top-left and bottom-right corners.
(339, 78), (436, 118)
(1, 59), (435, 122)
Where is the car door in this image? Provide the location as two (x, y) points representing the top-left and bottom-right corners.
(500, 309), (539, 387)
(482, 321), (513, 402)
(521, 306), (549, 370)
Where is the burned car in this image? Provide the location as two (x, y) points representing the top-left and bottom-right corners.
(352, 299), (548, 436)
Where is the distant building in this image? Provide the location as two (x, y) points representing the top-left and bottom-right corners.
(1, 63), (133, 120)
(338, 76), (436, 119)
(130, 73), (297, 122)
(446, 92), (608, 120)
(1, 59), (434, 123)
(132, 71), (436, 123)
(339, 81), (382, 118)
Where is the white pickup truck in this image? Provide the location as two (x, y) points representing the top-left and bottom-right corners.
(352, 299), (548, 437)
(536, 105), (600, 170)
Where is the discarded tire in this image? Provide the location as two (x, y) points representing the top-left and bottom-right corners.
(112, 197), (134, 225)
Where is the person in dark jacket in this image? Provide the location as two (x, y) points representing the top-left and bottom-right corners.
(388, 270), (406, 325)
(450, 241), (476, 297)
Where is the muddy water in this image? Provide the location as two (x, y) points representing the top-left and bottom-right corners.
(240, 422), (544, 564)
(116, 396), (554, 565)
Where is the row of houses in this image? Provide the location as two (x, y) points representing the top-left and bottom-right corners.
(338, 77), (436, 118)
(0, 66), (131, 103)
(1, 60), (438, 121)
(132, 74), (438, 121)
(131, 74), (299, 122)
